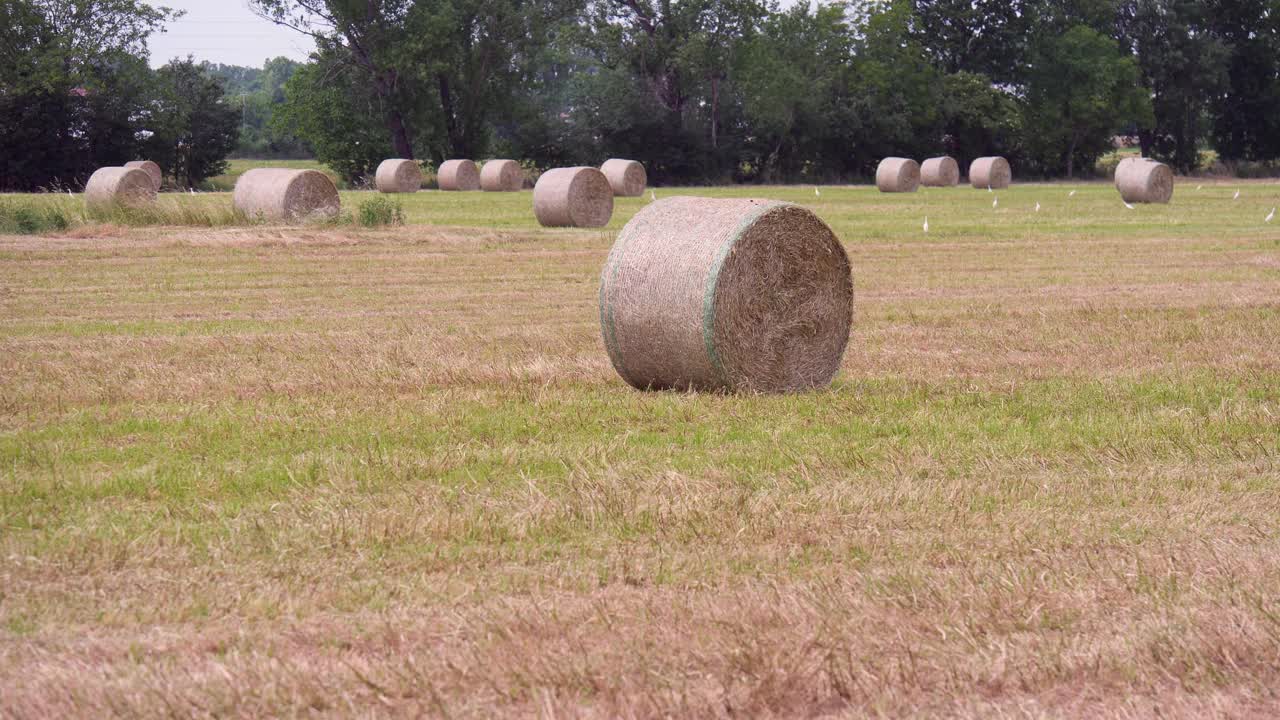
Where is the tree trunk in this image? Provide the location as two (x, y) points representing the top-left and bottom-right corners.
(1066, 136), (1076, 179)
(709, 75), (719, 150)
(438, 73), (460, 157)
(386, 108), (414, 160)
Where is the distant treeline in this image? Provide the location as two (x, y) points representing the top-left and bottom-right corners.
(247, 0), (1280, 185)
(4, 0), (1279, 192)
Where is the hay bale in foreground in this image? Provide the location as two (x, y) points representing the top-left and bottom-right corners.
(599, 197), (854, 393)
(84, 167), (157, 210)
(920, 156), (960, 187)
(969, 156), (1011, 189)
(600, 159), (647, 197)
(375, 159), (421, 193)
(876, 158), (921, 193)
(124, 160), (163, 192)
(1115, 157), (1174, 204)
(480, 159), (523, 192)
(438, 159), (480, 191)
(233, 168), (340, 223)
(533, 167), (613, 227)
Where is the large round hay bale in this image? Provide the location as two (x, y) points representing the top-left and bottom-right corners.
(1115, 157), (1173, 204)
(875, 158), (921, 193)
(124, 160), (162, 192)
(233, 168), (340, 223)
(84, 167), (157, 210)
(375, 159), (421, 193)
(969, 156), (1011, 189)
(599, 197), (854, 393)
(533, 167), (614, 228)
(438, 159), (480, 191)
(920, 156), (960, 187)
(480, 159), (523, 192)
(600, 158), (647, 197)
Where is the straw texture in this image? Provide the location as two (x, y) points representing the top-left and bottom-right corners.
(876, 158), (921, 193)
(600, 159), (647, 197)
(599, 197), (854, 393)
(438, 159), (480, 191)
(124, 160), (162, 192)
(1115, 157), (1174, 204)
(84, 167), (157, 210)
(233, 168), (340, 223)
(533, 167), (614, 228)
(375, 159), (421, 193)
(920, 156), (960, 187)
(480, 160), (523, 192)
(969, 156), (1011, 189)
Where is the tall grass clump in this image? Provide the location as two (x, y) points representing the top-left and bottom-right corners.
(87, 196), (244, 227)
(0, 199), (72, 234)
(356, 195), (405, 227)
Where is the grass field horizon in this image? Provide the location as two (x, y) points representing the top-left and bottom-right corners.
(2, 180), (1279, 717)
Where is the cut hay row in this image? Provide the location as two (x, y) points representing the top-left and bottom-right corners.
(480, 160), (523, 192)
(969, 156), (1012, 189)
(533, 167), (614, 228)
(124, 160), (163, 192)
(876, 158), (920, 193)
(233, 168), (340, 223)
(921, 156), (959, 187)
(438, 159), (480, 191)
(84, 167), (157, 210)
(1115, 157), (1174, 204)
(600, 159), (647, 197)
(375, 159), (422, 194)
(599, 197), (853, 393)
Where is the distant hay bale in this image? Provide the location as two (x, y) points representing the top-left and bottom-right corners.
(599, 197), (854, 393)
(375, 159), (421, 193)
(532, 167), (614, 228)
(84, 167), (157, 210)
(1115, 157), (1174, 204)
(438, 159), (480, 191)
(480, 159), (523, 192)
(920, 156), (960, 187)
(876, 158), (921, 193)
(233, 168), (340, 223)
(600, 158), (647, 197)
(124, 160), (162, 192)
(969, 156), (1011, 189)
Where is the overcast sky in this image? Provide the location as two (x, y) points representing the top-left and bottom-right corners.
(148, 0), (316, 69)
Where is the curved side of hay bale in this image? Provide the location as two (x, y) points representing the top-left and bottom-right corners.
(969, 156), (1012, 189)
(375, 159), (422, 193)
(84, 167), (157, 210)
(599, 197), (854, 393)
(124, 161), (163, 192)
(920, 156), (960, 187)
(532, 167), (614, 228)
(600, 159), (647, 197)
(480, 159), (523, 192)
(233, 168), (340, 223)
(875, 158), (921, 193)
(438, 159), (480, 191)
(1115, 157), (1174, 204)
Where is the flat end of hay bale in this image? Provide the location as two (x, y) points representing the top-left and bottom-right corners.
(600, 197), (853, 393)
(124, 161), (163, 192)
(600, 159), (647, 197)
(376, 159), (422, 193)
(233, 168), (340, 223)
(85, 167), (157, 210)
(480, 160), (524, 192)
(438, 160), (480, 191)
(533, 167), (614, 227)
(876, 158), (921, 193)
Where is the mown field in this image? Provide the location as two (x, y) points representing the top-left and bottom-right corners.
(2, 181), (1279, 718)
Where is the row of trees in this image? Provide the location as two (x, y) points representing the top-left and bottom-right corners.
(1, 0), (240, 191)
(254, 0), (1280, 184)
